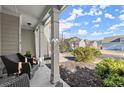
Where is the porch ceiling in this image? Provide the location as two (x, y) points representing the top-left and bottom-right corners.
(1, 5), (50, 30)
(1, 5), (67, 30)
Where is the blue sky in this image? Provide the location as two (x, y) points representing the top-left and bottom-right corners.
(59, 5), (124, 40)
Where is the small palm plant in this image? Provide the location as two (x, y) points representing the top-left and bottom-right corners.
(25, 49), (32, 57)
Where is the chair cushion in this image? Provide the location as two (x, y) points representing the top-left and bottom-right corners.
(5, 54), (20, 63)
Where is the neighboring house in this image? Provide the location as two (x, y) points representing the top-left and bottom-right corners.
(102, 35), (124, 51)
(79, 40), (98, 48)
(79, 40), (86, 47)
(68, 37), (80, 50)
(90, 41), (98, 48)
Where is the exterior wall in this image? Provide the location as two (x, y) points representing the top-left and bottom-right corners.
(40, 29), (49, 58)
(42, 23), (51, 57)
(120, 38), (124, 42)
(1, 13), (19, 55)
(102, 43), (124, 51)
(0, 13), (1, 55)
(21, 29), (35, 56)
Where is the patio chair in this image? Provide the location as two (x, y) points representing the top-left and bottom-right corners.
(17, 53), (39, 78)
(1, 54), (31, 79)
(1, 53), (39, 79)
(0, 73), (30, 87)
(17, 53), (38, 66)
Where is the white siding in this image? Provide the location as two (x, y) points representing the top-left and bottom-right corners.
(21, 29), (35, 56)
(42, 23), (51, 57)
(40, 29), (49, 57)
(1, 13), (19, 55)
(0, 13), (1, 55)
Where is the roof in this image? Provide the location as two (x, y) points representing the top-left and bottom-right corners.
(103, 35), (124, 43)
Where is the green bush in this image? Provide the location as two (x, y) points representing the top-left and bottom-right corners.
(95, 58), (124, 87)
(72, 46), (101, 62)
(103, 74), (124, 87)
(96, 58), (124, 79)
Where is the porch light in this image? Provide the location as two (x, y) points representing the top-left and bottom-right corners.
(27, 22), (32, 26)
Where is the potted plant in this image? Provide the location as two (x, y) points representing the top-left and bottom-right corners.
(25, 49), (32, 57)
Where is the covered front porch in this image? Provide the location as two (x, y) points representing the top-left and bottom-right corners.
(0, 5), (69, 86)
(30, 60), (69, 87)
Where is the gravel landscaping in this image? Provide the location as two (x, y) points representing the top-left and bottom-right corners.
(46, 61), (103, 87)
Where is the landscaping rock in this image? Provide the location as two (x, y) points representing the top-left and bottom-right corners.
(60, 62), (103, 87)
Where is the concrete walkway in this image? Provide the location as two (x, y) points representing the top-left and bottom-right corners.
(30, 63), (69, 87)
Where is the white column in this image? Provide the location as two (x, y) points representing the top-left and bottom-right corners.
(39, 24), (45, 64)
(50, 7), (60, 84)
(34, 28), (40, 59)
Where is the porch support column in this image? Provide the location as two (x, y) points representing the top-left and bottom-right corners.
(34, 27), (40, 59)
(50, 7), (60, 84)
(39, 24), (45, 64)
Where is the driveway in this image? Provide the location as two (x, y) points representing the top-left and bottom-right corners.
(59, 53), (73, 63)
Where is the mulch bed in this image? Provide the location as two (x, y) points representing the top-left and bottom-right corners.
(46, 61), (103, 87)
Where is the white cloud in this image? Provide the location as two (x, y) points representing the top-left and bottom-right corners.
(94, 24), (100, 27)
(91, 30), (113, 36)
(78, 29), (87, 35)
(92, 17), (101, 23)
(109, 24), (118, 30)
(91, 31), (102, 36)
(71, 8), (83, 17)
(115, 9), (119, 12)
(59, 21), (80, 32)
(108, 21), (124, 30)
(84, 22), (89, 25)
(63, 14), (76, 22)
(63, 32), (73, 38)
(119, 14), (124, 20)
(100, 5), (109, 9)
(61, 8), (84, 22)
(105, 13), (115, 19)
(103, 31), (113, 34)
(81, 6), (103, 16)
(121, 30), (124, 33)
(120, 6), (124, 13)
(120, 10), (124, 13)
(95, 11), (103, 16)
(86, 6), (103, 16)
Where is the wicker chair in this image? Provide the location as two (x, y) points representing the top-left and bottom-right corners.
(1, 54), (31, 79)
(1, 53), (39, 79)
(0, 74), (30, 87)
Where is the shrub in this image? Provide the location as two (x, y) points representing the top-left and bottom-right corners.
(96, 58), (124, 79)
(95, 58), (124, 87)
(103, 74), (124, 87)
(72, 46), (101, 62)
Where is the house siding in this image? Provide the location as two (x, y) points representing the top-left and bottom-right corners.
(41, 23), (51, 57)
(102, 43), (124, 51)
(0, 13), (1, 55)
(1, 13), (19, 55)
(21, 29), (35, 56)
(40, 30), (49, 58)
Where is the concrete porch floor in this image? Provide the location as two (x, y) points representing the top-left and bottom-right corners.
(30, 62), (69, 87)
